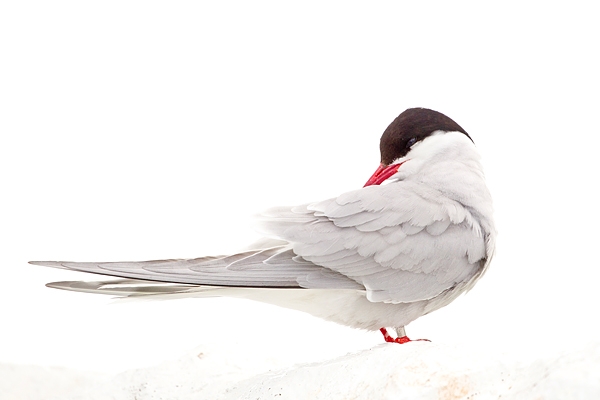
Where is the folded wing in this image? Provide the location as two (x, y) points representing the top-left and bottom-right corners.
(32, 181), (488, 304)
(30, 246), (362, 290)
(257, 181), (487, 303)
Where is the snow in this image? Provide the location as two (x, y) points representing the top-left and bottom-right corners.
(3, 341), (599, 399)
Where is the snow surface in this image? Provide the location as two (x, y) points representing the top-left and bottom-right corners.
(2, 341), (599, 399)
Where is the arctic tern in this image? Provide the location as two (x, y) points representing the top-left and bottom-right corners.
(31, 108), (495, 344)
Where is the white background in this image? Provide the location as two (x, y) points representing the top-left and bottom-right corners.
(1, 1), (599, 374)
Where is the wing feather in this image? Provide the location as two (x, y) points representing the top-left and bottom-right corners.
(30, 245), (362, 289)
(33, 179), (489, 304)
(256, 181), (488, 303)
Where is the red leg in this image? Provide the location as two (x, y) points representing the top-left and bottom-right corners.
(379, 327), (430, 344)
(380, 327), (395, 342)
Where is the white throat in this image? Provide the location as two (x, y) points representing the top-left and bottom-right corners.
(390, 131), (492, 218)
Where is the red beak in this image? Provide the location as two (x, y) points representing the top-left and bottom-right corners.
(363, 162), (405, 187)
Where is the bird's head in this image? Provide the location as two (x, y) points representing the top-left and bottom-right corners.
(364, 108), (475, 187)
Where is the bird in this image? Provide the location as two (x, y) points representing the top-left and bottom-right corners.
(30, 107), (495, 344)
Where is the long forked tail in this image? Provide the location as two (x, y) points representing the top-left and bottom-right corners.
(47, 278), (222, 300)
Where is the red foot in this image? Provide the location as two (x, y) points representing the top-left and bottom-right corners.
(380, 328), (430, 344)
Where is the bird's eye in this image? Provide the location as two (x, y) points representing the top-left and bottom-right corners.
(406, 137), (417, 148)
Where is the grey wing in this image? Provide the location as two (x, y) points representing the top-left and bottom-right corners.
(32, 182), (489, 302)
(30, 245), (362, 289)
(257, 181), (489, 304)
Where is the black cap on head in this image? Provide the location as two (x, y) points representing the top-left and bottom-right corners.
(380, 108), (472, 165)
